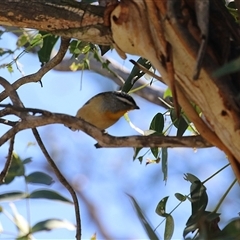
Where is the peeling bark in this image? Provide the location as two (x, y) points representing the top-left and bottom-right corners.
(108, 0), (240, 180)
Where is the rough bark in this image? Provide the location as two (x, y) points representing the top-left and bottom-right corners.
(108, 0), (240, 180)
(0, 0), (111, 45)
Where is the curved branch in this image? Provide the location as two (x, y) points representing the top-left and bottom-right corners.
(0, 136), (15, 183)
(32, 129), (81, 240)
(0, 106), (212, 149)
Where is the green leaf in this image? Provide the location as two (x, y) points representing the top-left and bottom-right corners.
(29, 190), (73, 204)
(1, 153), (25, 185)
(162, 148), (168, 182)
(138, 156), (143, 164)
(26, 172), (54, 185)
(163, 88), (172, 98)
(69, 40), (92, 58)
(155, 196), (169, 217)
(170, 108), (179, 128)
(30, 33), (43, 48)
(7, 64), (13, 73)
(150, 113), (164, 133)
(0, 48), (14, 57)
(122, 57), (152, 93)
(151, 147), (159, 158)
(174, 193), (187, 202)
(128, 194), (159, 240)
(220, 218), (240, 239)
(176, 116), (188, 137)
(22, 157), (32, 164)
(170, 108), (189, 136)
(184, 211), (220, 238)
(17, 34), (29, 48)
(149, 113), (164, 158)
(164, 214), (174, 240)
(0, 191), (27, 202)
(184, 173), (208, 215)
(38, 32), (59, 65)
(133, 147), (142, 160)
(213, 56), (240, 77)
(16, 236), (29, 240)
(31, 219), (75, 233)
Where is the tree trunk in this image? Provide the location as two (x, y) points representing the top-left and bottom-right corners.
(108, 0), (240, 180)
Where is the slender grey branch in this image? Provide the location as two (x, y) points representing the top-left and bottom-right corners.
(0, 137), (15, 183)
(0, 108), (212, 149)
(32, 128), (81, 240)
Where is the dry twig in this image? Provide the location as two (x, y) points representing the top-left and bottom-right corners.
(0, 136), (15, 183)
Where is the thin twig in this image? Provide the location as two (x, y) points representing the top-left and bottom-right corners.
(0, 118), (17, 126)
(32, 129), (81, 240)
(0, 136), (15, 182)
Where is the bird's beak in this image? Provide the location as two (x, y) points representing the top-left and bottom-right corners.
(134, 105), (140, 110)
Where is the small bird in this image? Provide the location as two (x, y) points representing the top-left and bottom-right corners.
(75, 91), (139, 130)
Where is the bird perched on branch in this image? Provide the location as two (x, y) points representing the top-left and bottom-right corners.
(75, 91), (139, 130)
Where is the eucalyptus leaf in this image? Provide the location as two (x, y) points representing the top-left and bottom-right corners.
(26, 172), (54, 185)
(133, 147), (142, 160)
(128, 194), (159, 240)
(213, 56), (240, 77)
(31, 219), (75, 233)
(150, 113), (164, 133)
(175, 193), (187, 202)
(38, 32), (59, 65)
(1, 153), (25, 185)
(155, 196), (169, 217)
(164, 214), (174, 240)
(29, 190), (72, 204)
(122, 58), (152, 92)
(0, 192), (27, 202)
(162, 148), (168, 182)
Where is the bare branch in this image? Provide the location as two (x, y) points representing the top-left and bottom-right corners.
(32, 129), (81, 240)
(0, 108), (212, 149)
(0, 137), (14, 183)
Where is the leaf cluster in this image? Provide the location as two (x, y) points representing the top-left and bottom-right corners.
(0, 153), (74, 239)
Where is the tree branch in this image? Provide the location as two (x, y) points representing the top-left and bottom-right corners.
(32, 129), (81, 240)
(0, 0), (111, 45)
(0, 136), (14, 183)
(0, 105), (212, 149)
